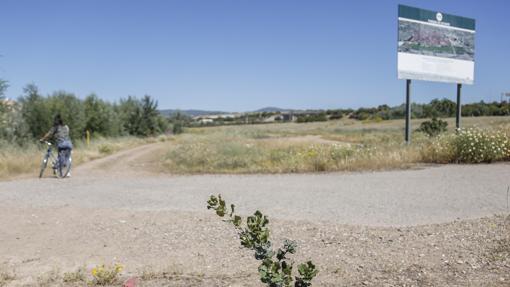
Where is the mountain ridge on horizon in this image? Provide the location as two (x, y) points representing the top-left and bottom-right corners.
(159, 106), (301, 117)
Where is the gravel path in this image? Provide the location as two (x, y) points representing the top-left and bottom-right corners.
(0, 144), (509, 286)
(0, 154), (508, 226)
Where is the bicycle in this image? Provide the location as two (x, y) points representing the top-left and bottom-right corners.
(39, 141), (72, 178)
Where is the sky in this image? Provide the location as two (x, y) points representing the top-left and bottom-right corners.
(0, 0), (509, 111)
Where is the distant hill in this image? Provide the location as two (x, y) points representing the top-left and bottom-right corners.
(159, 107), (327, 117)
(159, 109), (228, 117)
(251, 107), (326, 114)
(252, 107), (289, 113)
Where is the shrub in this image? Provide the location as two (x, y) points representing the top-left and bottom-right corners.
(172, 121), (183, 134)
(207, 195), (318, 287)
(91, 264), (123, 285)
(417, 117), (448, 137)
(422, 128), (510, 163)
(453, 128), (510, 163)
(98, 143), (115, 155)
(63, 266), (87, 283)
(296, 113), (327, 123)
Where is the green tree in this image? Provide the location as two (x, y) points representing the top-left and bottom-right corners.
(84, 94), (121, 137)
(0, 79), (7, 97)
(118, 96), (143, 135)
(139, 95), (161, 136)
(0, 79), (8, 113)
(118, 95), (166, 136)
(0, 101), (30, 144)
(425, 98), (456, 118)
(46, 91), (86, 140)
(19, 84), (52, 138)
(0, 81), (30, 144)
(170, 112), (185, 134)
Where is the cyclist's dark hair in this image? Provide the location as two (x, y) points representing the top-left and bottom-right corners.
(53, 114), (64, 127)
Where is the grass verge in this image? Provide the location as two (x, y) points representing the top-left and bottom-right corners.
(0, 135), (169, 179)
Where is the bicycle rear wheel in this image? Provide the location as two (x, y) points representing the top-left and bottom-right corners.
(56, 149), (72, 178)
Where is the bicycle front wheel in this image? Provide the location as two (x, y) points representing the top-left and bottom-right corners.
(39, 155), (49, 178)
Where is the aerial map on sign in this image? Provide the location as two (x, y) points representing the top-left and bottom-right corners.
(397, 5), (476, 84)
(398, 20), (475, 61)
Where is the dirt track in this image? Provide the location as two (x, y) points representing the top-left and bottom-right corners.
(0, 143), (509, 286)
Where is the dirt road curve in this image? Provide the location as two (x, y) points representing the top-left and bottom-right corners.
(0, 143), (509, 286)
(0, 143), (508, 226)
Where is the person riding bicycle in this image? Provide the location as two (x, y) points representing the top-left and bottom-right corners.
(40, 114), (73, 176)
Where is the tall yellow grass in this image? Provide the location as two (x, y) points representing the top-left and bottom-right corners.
(0, 136), (161, 179)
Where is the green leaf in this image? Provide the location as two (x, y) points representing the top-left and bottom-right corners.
(233, 215), (242, 227)
(296, 261), (318, 282)
(206, 195), (218, 209)
(230, 204), (235, 216)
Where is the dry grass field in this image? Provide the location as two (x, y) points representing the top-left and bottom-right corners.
(160, 116), (510, 174)
(1, 116), (509, 178)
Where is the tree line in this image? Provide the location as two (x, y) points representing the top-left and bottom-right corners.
(345, 98), (510, 121)
(2, 78), (509, 143)
(188, 98), (510, 127)
(0, 82), (168, 145)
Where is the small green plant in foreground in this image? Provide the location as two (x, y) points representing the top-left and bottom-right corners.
(207, 194), (318, 287)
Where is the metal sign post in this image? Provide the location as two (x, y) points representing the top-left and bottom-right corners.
(456, 84), (462, 129)
(397, 5), (476, 143)
(405, 79), (411, 144)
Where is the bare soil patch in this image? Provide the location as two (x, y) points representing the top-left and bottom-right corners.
(0, 207), (508, 286)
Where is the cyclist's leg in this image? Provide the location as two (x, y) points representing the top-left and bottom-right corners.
(59, 146), (72, 177)
(64, 148), (71, 167)
(66, 148), (72, 177)
(56, 147), (63, 169)
(59, 141), (72, 166)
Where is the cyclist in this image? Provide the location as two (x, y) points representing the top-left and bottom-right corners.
(40, 114), (73, 177)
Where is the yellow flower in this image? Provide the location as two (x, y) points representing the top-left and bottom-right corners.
(115, 264), (123, 273)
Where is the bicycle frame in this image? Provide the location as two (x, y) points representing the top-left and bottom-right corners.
(40, 141), (72, 178)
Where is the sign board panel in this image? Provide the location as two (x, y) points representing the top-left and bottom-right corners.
(398, 5), (475, 84)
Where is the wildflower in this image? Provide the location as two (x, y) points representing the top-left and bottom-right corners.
(115, 264), (123, 273)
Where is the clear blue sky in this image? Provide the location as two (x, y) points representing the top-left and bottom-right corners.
(1, 0), (508, 111)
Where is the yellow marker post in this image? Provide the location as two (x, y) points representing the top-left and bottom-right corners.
(86, 130), (90, 147)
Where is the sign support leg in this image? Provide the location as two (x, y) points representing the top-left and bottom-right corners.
(456, 83), (462, 130)
(405, 79), (411, 144)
